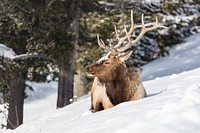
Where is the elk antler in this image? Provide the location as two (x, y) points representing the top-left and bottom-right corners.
(97, 10), (167, 54)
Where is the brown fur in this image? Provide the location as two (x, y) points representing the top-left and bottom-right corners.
(87, 53), (147, 112)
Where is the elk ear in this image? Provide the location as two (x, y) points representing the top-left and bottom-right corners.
(108, 53), (115, 59)
(119, 51), (133, 62)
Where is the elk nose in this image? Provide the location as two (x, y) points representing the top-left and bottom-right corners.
(86, 67), (90, 72)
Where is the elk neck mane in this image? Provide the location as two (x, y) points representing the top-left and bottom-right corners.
(98, 64), (138, 106)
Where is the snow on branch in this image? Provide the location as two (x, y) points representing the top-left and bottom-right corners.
(0, 43), (41, 61)
(0, 44), (16, 59)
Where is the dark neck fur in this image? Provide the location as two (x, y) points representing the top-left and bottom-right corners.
(104, 65), (128, 105)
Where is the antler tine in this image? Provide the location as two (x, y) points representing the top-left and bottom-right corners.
(97, 34), (110, 51)
(124, 24), (131, 43)
(116, 14), (167, 53)
(114, 10), (135, 49)
(108, 40), (112, 47)
(114, 25), (120, 41)
(135, 16), (168, 29)
(141, 14), (144, 25)
(145, 16), (168, 31)
(97, 34), (118, 54)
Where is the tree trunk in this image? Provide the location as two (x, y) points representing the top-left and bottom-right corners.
(7, 71), (25, 129)
(57, 61), (75, 108)
(56, 1), (80, 108)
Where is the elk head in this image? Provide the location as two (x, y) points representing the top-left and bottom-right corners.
(87, 51), (132, 82)
(87, 10), (167, 82)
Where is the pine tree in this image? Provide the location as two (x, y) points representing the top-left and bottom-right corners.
(0, 0), (30, 129)
(55, 0), (80, 108)
(0, 0), (82, 128)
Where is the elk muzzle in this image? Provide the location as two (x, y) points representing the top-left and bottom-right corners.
(86, 65), (96, 76)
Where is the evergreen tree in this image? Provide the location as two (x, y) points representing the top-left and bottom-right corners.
(55, 0), (80, 108)
(0, 0), (30, 129)
(0, 0), (82, 128)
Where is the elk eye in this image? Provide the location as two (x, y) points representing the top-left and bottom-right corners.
(104, 62), (110, 65)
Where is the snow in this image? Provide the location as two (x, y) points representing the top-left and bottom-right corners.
(96, 52), (111, 64)
(0, 44), (16, 59)
(2, 33), (200, 133)
(0, 43), (39, 60)
(23, 82), (58, 123)
(163, 14), (199, 24)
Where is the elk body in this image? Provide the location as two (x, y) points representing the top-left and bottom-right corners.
(87, 11), (167, 112)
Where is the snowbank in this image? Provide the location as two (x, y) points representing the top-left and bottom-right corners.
(5, 67), (200, 133)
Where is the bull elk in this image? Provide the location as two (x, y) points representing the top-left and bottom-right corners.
(87, 11), (167, 112)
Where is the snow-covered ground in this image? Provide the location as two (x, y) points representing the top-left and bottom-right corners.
(1, 33), (200, 133)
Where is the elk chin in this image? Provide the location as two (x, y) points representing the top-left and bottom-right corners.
(86, 71), (96, 77)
